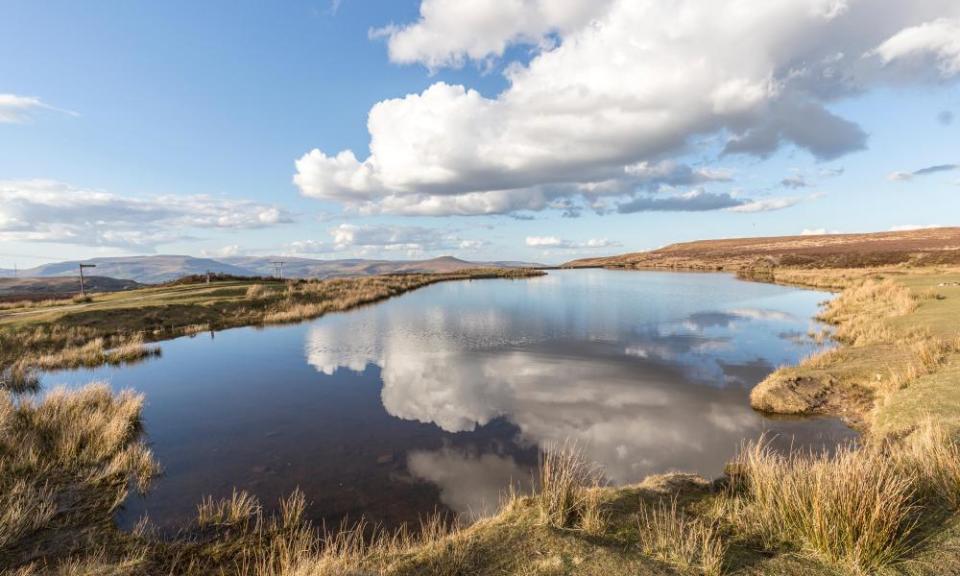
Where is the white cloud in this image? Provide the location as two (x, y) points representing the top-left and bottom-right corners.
(525, 236), (563, 247)
(202, 244), (242, 258)
(288, 223), (485, 256)
(525, 236), (620, 249)
(372, 0), (614, 69)
(889, 224), (942, 231)
(887, 163), (958, 181)
(727, 196), (804, 213)
(872, 18), (960, 77)
(298, 1), (959, 217)
(0, 180), (293, 250)
(800, 228), (840, 235)
(0, 94), (76, 123)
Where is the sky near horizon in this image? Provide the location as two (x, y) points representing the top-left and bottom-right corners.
(1, 0), (958, 268)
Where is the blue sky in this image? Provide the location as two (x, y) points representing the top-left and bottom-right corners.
(1, 0), (958, 268)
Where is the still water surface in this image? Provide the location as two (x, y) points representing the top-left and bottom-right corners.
(40, 270), (854, 529)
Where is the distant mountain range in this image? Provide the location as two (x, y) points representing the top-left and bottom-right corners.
(0, 255), (546, 284)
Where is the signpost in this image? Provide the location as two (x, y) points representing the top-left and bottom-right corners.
(79, 263), (96, 297)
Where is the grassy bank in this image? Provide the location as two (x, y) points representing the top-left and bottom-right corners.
(3, 385), (960, 576)
(750, 266), (960, 435)
(0, 268), (543, 377)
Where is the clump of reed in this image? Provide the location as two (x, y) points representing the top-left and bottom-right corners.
(226, 492), (476, 576)
(0, 383), (157, 564)
(245, 284), (268, 300)
(637, 498), (727, 576)
(536, 441), (605, 530)
(727, 437), (932, 574)
(197, 489), (263, 529)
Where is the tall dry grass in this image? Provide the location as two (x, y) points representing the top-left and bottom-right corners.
(230, 494), (476, 576)
(245, 284), (268, 300)
(637, 498), (727, 576)
(536, 441), (604, 530)
(818, 279), (915, 345)
(729, 439), (922, 574)
(11, 333), (160, 373)
(0, 383), (157, 561)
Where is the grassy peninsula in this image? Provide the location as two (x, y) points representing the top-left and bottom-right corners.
(3, 231), (960, 576)
(0, 268), (544, 385)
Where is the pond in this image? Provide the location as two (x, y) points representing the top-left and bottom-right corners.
(39, 269), (854, 530)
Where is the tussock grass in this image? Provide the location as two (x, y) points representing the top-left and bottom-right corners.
(637, 497), (726, 576)
(245, 284), (267, 300)
(729, 439), (922, 574)
(197, 489), (263, 529)
(891, 420), (960, 509)
(0, 383), (157, 567)
(536, 442), (604, 530)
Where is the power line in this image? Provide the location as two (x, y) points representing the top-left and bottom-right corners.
(270, 261), (286, 280)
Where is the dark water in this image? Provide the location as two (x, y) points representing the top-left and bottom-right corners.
(39, 270), (853, 529)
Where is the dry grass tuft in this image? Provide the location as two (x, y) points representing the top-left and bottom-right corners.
(245, 284), (268, 300)
(536, 441), (604, 529)
(0, 383), (157, 564)
(197, 489), (263, 529)
(891, 420), (960, 509)
(818, 279), (915, 345)
(730, 439), (921, 574)
(637, 497), (727, 576)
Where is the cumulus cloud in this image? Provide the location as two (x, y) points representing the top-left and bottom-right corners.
(288, 223), (485, 256)
(888, 163), (959, 180)
(800, 228), (840, 235)
(297, 1), (960, 217)
(0, 180), (292, 250)
(372, 0), (614, 69)
(0, 94), (76, 123)
(872, 18), (960, 77)
(525, 236), (620, 249)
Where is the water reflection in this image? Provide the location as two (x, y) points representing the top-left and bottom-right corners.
(39, 270), (852, 527)
(302, 270), (850, 515)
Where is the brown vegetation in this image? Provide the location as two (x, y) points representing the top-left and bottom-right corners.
(564, 227), (960, 272)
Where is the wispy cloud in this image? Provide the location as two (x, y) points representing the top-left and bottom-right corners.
(287, 223), (484, 257)
(525, 236), (621, 250)
(0, 94), (77, 124)
(888, 163), (958, 181)
(727, 196), (804, 213)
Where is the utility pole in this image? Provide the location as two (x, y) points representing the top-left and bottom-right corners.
(78, 263), (96, 297)
(271, 260), (285, 280)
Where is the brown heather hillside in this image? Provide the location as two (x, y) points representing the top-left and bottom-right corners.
(563, 227), (960, 271)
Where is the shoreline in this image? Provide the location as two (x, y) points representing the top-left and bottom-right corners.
(3, 264), (960, 574)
